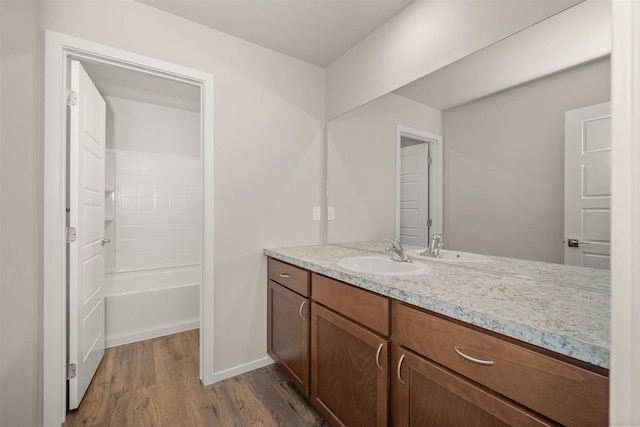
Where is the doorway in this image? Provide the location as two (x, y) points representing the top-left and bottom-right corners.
(44, 31), (215, 426)
(66, 58), (205, 410)
(395, 125), (443, 247)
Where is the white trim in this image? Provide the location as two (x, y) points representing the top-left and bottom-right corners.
(43, 30), (215, 426)
(105, 322), (200, 349)
(395, 125), (443, 243)
(213, 357), (276, 383)
(610, 1), (640, 424)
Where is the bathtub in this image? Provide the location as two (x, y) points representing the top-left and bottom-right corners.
(104, 265), (200, 348)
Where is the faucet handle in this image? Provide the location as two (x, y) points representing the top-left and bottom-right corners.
(387, 237), (403, 248)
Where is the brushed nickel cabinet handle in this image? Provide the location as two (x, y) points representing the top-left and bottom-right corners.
(299, 300), (306, 320)
(375, 343), (384, 371)
(397, 354), (406, 384)
(279, 273), (291, 278)
(454, 346), (494, 366)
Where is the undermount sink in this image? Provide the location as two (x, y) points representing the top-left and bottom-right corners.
(408, 249), (489, 263)
(338, 256), (431, 277)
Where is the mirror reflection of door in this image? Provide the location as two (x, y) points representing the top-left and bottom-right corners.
(399, 136), (430, 246)
(564, 102), (611, 269)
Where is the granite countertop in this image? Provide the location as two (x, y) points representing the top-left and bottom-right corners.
(264, 242), (610, 369)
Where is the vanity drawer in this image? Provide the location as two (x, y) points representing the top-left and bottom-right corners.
(312, 273), (389, 337)
(392, 301), (608, 427)
(268, 258), (310, 297)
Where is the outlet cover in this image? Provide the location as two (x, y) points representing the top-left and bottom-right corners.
(328, 206), (335, 221)
(313, 206), (321, 221)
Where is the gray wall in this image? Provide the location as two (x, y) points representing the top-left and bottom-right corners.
(327, 93), (442, 242)
(0, 1), (41, 426)
(443, 58), (610, 263)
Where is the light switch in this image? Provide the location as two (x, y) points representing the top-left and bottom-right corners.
(328, 206), (335, 221)
(313, 206), (321, 221)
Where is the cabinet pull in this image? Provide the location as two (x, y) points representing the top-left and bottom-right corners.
(454, 346), (494, 366)
(279, 273), (291, 278)
(375, 343), (384, 371)
(397, 354), (406, 384)
(298, 300), (306, 320)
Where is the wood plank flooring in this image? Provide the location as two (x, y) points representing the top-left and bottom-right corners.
(64, 330), (329, 427)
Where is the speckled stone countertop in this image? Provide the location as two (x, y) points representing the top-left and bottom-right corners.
(264, 242), (610, 369)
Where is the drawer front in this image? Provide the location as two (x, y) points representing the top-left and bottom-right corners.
(393, 302), (608, 427)
(312, 273), (389, 336)
(268, 258), (310, 297)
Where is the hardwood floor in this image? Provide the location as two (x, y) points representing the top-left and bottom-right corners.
(64, 330), (328, 427)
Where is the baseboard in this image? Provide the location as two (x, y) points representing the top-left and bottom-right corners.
(105, 320), (199, 348)
(212, 356), (275, 383)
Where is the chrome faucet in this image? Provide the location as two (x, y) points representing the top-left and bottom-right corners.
(385, 238), (412, 263)
(421, 234), (443, 258)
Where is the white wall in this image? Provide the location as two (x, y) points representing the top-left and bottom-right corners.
(105, 96), (201, 158)
(112, 151), (201, 271)
(327, 93), (441, 242)
(610, 2), (640, 423)
(105, 97), (202, 272)
(442, 58), (610, 263)
(325, 0), (588, 119)
(0, 1), (41, 426)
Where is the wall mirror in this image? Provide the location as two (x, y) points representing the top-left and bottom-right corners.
(326, 5), (611, 277)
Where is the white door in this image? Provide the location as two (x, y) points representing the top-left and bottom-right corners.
(68, 60), (107, 409)
(564, 102), (611, 269)
(399, 140), (429, 246)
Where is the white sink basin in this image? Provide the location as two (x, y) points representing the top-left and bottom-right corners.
(338, 256), (431, 277)
(408, 249), (488, 263)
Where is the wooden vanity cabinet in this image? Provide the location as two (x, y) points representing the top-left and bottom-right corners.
(267, 259), (310, 396)
(391, 345), (555, 427)
(392, 301), (608, 427)
(310, 273), (391, 427)
(266, 257), (609, 427)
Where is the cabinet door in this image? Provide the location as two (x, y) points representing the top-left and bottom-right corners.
(391, 346), (555, 427)
(311, 302), (389, 427)
(268, 280), (310, 396)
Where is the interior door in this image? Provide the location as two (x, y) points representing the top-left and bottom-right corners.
(399, 139), (429, 246)
(68, 60), (107, 409)
(564, 102), (611, 269)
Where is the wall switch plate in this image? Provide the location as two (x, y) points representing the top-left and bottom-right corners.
(313, 206), (321, 221)
(328, 206), (335, 221)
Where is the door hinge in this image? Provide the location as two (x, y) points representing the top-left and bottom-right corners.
(427, 219), (433, 227)
(427, 156), (433, 165)
(66, 90), (78, 107)
(67, 363), (77, 380)
(66, 227), (77, 243)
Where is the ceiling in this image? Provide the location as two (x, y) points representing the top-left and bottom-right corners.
(135, 0), (414, 67)
(82, 61), (201, 112)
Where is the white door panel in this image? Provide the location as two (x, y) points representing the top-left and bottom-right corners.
(68, 60), (107, 409)
(564, 102), (611, 269)
(399, 141), (429, 246)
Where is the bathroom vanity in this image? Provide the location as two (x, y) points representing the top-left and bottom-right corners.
(265, 242), (609, 427)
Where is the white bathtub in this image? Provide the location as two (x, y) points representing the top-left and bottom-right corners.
(104, 265), (200, 348)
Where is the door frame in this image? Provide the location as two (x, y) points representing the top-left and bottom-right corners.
(395, 125), (443, 243)
(43, 30), (215, 425)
